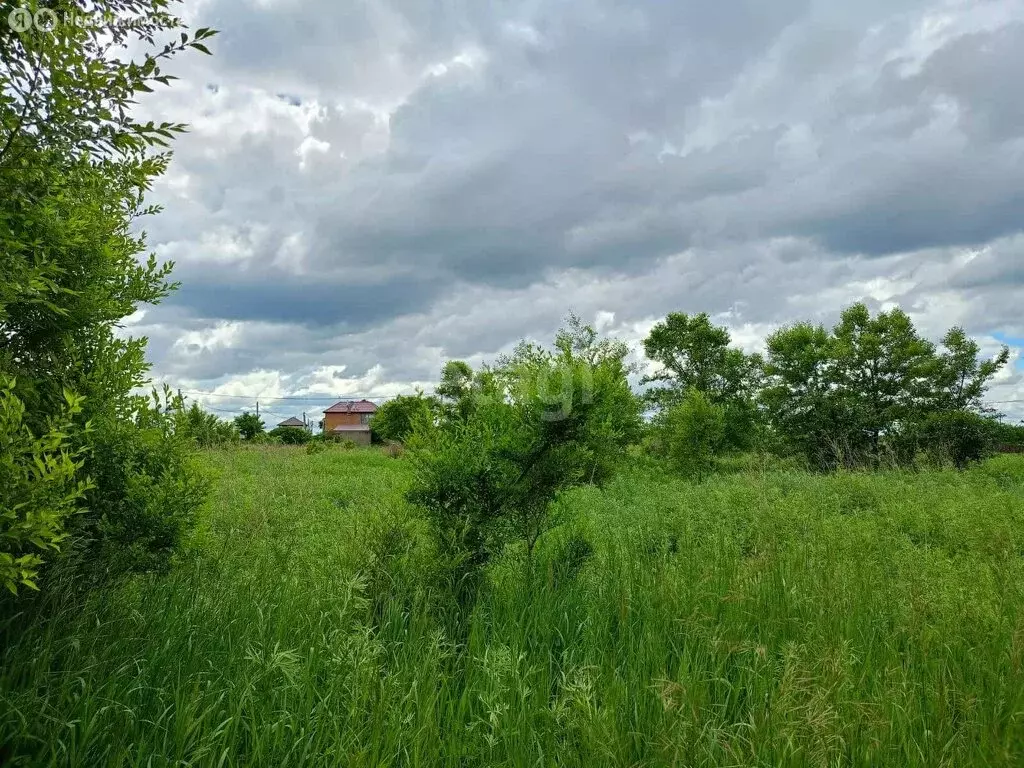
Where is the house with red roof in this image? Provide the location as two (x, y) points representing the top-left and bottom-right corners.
(321, 399), (377, 445)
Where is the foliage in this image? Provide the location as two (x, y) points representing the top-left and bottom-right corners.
(370, 393), (438, 443)
(917, 411), (999, 469)
(234, 412), (265, 441)
(305, 435), (328, 455)
(829, 303), (937, 457)
(763, 304), (1008, 469)
(657, 389), (725, 481)
(407, 318), (641, 606)
(3, 449), (1024, 766)
(0, 2), (216, 592)
(174, 402), (238, 448)
(435, 360), (501, 423)
(992, 420), (1024, 450)
(930, 327), (1010, 411)
(268, 425), (312, 445)
(436, 360), (475, 413)
(0, 379), (92, 594)
(642, 312), (762, 451)
(762, 321), (864, 468)
(67, 389), (209, 583)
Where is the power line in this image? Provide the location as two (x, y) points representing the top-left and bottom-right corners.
(167, 388), (382, 402)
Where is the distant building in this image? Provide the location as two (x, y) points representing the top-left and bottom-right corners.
(322, 400), (376, 446)
(276, 416), (306, 428)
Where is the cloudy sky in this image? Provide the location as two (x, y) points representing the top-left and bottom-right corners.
(128, 0), (1024, 423)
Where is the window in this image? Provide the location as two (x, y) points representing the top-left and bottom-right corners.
(360, 413), (371, 425)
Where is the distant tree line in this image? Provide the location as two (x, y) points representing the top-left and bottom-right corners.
(373, 303), (1014, 475)
(645, 303), (1012, 473)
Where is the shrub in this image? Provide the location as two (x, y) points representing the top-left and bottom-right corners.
(0, 1), (215, 598)
(918, 411), (998, 469)
(174, 402), (239, 448)
(991, 420), (1024, 451)
(0, 380), (92, 594)
(65, 391), (209, 583)
(407, 319), (639, 609)
(268, 426), (312, 445)
(658, 389), (726, 481)
(306, 435), (328, 454)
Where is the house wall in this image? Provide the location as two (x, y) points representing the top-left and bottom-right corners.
(323, 412), (369, 430)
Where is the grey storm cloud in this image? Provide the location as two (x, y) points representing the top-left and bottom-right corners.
(128, 0), (1024, 416)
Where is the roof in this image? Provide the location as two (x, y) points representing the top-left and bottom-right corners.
(324, 399), (377, 414)
(331, 424), (371, 432)
(277, 417), (306, 427)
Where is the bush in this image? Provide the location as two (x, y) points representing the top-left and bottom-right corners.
(991, 420), (1024, 451)
(658, 389), (726, 481)
(65, 391), (209, 583)
(918, 411), (998, 469)
(0, 380), (91, 594)
(0, 0), (216, 599)
(174, 403), (239, 448)
(407, 319), (640, 610)
(268, 426), (312, 445)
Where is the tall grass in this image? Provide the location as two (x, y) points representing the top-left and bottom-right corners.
(2, 448), (1024, 766)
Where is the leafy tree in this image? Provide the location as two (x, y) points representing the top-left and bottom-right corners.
(501, 313), (643, 484)
(0, 2), (217, 590)
(407, 318), (640, 609)
(763, 304), (1005, 469)
(659, 389), (725, 481)
(370, 393), (438, 444)
(436, 361), (475, 404)
(929, 328), (1009, 412)
(435, 360), (499, 423)
(762, 321), (874, 468)
(642, 312), (761, 450)
(555, 313), (633, 368)
(829, 304), (936, 459)
(234, 412), (265, 441)
(764, 305), (936, 468)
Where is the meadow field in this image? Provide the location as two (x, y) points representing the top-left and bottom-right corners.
(3, 447), (1024, 767)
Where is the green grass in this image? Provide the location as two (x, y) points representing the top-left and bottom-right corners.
(3, 448), (1024, 766)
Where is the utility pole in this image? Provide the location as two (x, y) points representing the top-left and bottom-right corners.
(255, 399), (259, 419)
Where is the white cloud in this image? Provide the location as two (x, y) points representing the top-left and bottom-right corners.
(114, 0), (1024, 423)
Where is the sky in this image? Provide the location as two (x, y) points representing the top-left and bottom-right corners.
(125, 0), (1024, 424)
